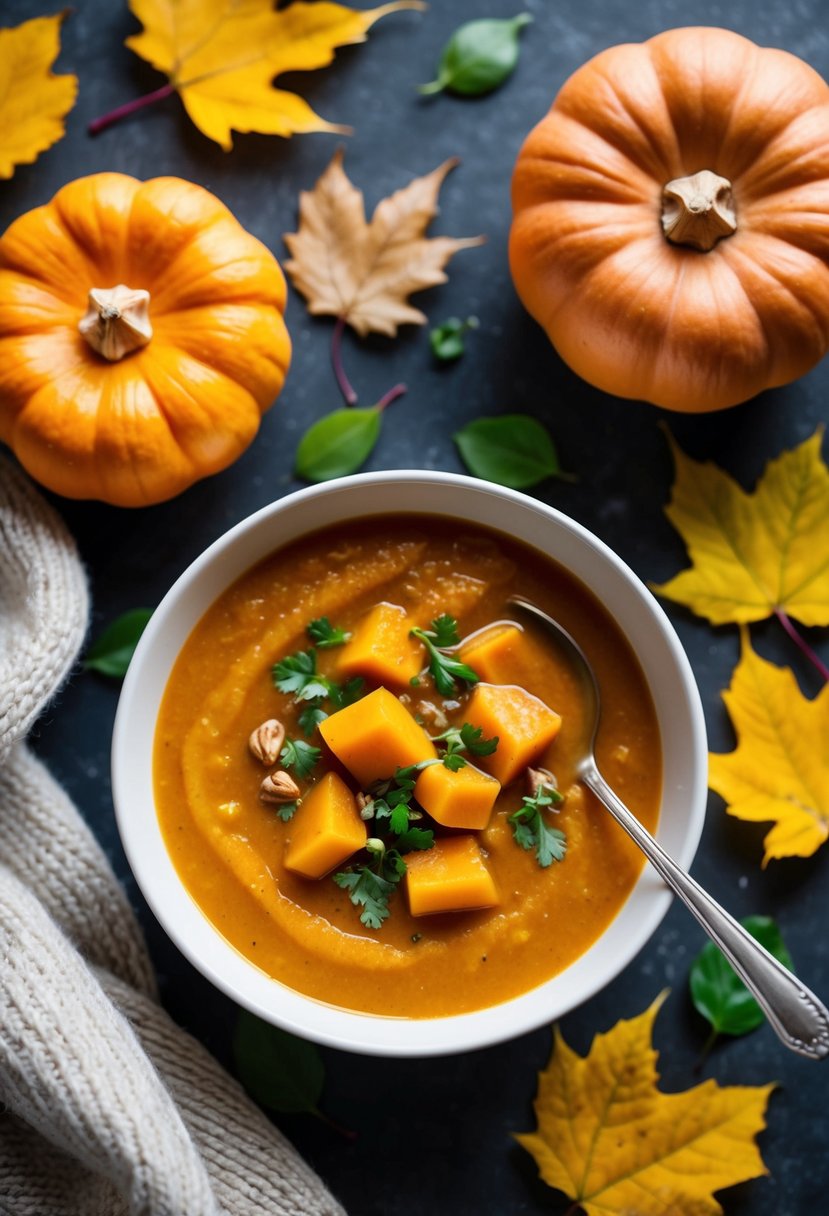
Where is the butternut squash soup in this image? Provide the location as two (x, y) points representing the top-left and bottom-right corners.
(154, 516), (661, 1017)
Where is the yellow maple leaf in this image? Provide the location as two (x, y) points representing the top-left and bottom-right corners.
(0, 12), (77, 179)
(709, 629), (829, 864)
(516, 995), (773, 1216)
(124, 0), (424, 149)
(283, 149), (485, 337)
(653, 428), (829, 626)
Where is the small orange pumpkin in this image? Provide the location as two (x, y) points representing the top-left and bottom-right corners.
(509, 28), (829, 412)
(0, 173), (291, 505)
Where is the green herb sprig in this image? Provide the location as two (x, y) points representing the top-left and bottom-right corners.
(410, 614), (479, 696)
(335, 765), (436, 928)
(509, 781), (566, 867)
(334, 838), (408, 929)
(432, 722), (499, 771)
(279, 737), (322, 780)
(430, 315), (478, 362)
(307, 616), (350, 648)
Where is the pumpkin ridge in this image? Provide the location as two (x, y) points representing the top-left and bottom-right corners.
(722, 236), (829, 356)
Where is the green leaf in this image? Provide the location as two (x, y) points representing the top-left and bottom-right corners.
(429, 613), (461, 647)
(232, 1009), (324, 1114)
(307, 617), (350, 648)
(298, 702), (328, 736)
(690, 915), (794, 1037)
(84, 608), (153, 678)
(280, 738), (321, 779)
(295, 407), (381, 482)
(430, 315), (478, 361)
(454, 415), (566, 490)
(272, 649), (330, 701)
(419, 14), (532, 97)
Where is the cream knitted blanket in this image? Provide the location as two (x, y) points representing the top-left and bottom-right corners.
(0, 459), (346, 1216)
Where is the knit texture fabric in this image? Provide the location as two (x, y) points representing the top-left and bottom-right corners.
(0, 458), (346, 1216)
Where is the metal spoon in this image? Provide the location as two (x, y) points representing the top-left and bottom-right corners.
(509, 595), (829, 1061)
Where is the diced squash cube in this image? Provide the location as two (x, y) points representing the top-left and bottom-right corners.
(284, 771), (366, 879)
(406, 836), (499, 916)
(319, 687), (436, 786)
(336, 602), (422, 687)
(465, 683), (561, 786)
(459, 623), (526, 684)
(414, 762), (500, 830)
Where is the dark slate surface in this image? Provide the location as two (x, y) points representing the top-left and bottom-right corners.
(4, 0), (829, 1212)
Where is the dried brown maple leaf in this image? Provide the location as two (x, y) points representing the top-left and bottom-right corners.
(283, 149), (485, 337)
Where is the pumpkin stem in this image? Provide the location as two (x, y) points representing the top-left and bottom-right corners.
(79, 286), (153, 362)
(661, 170), (736, 252)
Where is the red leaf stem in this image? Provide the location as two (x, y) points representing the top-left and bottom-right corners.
(375, 383), (407, 412)
(331, 317), (359, 406)
(774, 608), (829, 685)
(88, 83), (176, 136)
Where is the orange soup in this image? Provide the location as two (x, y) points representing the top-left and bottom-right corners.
(154, 516), (661, 1017)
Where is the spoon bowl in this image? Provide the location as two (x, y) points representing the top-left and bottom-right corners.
(510, 595), (829, 1061)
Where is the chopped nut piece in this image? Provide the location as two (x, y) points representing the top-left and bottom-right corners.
(248, 718), (285, 766)
(259, 769), (300, 804)
(526, 766), (557, 797)
(357, 792), (375, 820)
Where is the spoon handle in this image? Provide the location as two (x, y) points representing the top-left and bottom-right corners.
(583, 762), (829, 1060)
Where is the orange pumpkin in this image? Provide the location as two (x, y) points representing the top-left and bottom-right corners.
(0, 173), (291, 505)
(509, 28), (829, 412)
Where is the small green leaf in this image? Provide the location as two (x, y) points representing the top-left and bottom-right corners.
(430, 315), (478, 361)
(690, 915), (794, 1038)
(419, 14), (532, 97)
(295, 407), (381, 482)
(280, 737), (321, 779)
(84, 608), (153, 677)
(232, 1009), (324, 1114)
(454, 415), (565, 489)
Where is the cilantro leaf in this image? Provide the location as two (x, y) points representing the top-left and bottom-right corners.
(459, 722), (498, 756)
(333, 868), (395, 929)
(277, 802), (298, 822)
(298, 702), (328, 736)
(279, 738), (321, 779)
(390, 801), (412, 835)
(328, 675), (365, 710)
(410, 623), (479, 697)
(334, 841), (406, 929)
(429, 613), (461, 647)
(395, 826), (434, 853)
(272, 650), (330, 701)
(432, 721), (499, 769)
(508, 781), (566, 868)
(307, 617), (351, 648)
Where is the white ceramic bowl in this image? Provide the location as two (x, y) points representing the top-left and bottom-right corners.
(113, 471), (707, 1056)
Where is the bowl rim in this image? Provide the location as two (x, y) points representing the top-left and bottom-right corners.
(113, 469), (708, 1056)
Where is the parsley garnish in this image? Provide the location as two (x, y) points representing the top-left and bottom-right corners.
(334, 839), (407, 929)
(370, 765), (425, 836)
(279, 738), (322, 779)
(334, 767), (437, 929)
(272, 650), (330, 702)
(508, 782), (566, 868)
(307, 617), (351, 648)
(433, 721), (499, 770)
(272, 640), (364, 724)
(328, 675), (364, 710)
(410, 615), (479, 696)
(297, 702), (329, 736)
(277, 802), (299, 822)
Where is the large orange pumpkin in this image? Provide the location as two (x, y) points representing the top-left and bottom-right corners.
(0, 173), (291, 505)
(509, 28), (829, 412)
